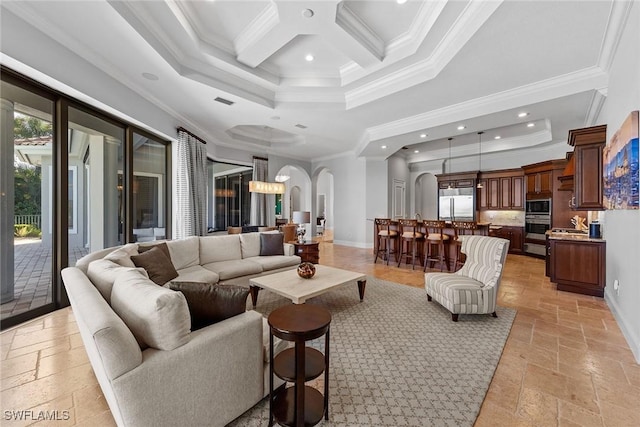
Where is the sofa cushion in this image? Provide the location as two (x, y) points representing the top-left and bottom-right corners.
(200, 235), (242, 264)
(168, 282), (249, 330)
(262, 318), (289, 362)
(131, 246), (179, 286)
(104, 243), (139, 268)
(86, 259), (148, 303)
(166, 236), (200, 270)
(111, 269), (191, 350)
(203, 259), (263, 281)
(246, 256), (300, 271)
(260, 233), (284, 256)
(239, 233), (261, 259)
(173, 265), (219, 284)
(137, 242), (171, 259)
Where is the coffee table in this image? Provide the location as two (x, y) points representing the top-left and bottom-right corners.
(249, 265), (367, 307)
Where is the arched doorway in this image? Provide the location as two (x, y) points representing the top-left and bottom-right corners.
(313, 167), (334, 241)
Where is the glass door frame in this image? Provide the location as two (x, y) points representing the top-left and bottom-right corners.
(1, 66), (171, 330)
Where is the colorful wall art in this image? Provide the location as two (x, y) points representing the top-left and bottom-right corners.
(603, 110), (639, 210)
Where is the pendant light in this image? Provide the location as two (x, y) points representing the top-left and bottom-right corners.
(477, 131), (484, 189)
(447, 138), (453, 190)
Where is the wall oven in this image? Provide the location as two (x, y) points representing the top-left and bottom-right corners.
(526, 198), (551, 215)
(524, 213), (551, 256)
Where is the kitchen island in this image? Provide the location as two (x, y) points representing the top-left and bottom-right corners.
(546, 229), (606, 297)
(371, 219), (490, 270)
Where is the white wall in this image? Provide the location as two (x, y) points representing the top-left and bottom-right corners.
(597, 1), (640, 362)
(365, 159), (388, 246)
(415, 173), (438, 219)
(316, 170), (333, 229)
(314, 154), (368, 248)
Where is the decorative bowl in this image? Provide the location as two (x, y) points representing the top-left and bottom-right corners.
(297, 262), (316, 279)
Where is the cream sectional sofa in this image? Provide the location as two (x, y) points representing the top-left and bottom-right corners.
(61, 232), (300, 427)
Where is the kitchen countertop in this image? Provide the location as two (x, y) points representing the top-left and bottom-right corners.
(546, 229), (605, 242)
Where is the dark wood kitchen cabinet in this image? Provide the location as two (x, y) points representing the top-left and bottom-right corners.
(489, 226), (524, 254)
(436, 171), (479, 189)
(549, 238), (605, 297)
(525, 169), (552, 198)
(567, 125), (607, 210)
(478, 169), (524, 210)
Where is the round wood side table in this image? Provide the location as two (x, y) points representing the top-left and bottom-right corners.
(268, 304), (331, 427)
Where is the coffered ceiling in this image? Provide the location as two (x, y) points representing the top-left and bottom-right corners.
(1, 0), (629, 163)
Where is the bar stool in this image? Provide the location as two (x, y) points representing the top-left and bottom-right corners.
(423, 220), (450, 272)
(451, 221), (478, 271)
(397, 219), (424, 269)
(374, 218), (397, 265)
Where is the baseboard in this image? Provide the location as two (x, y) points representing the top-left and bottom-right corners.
(605, 288), (640, 363)
(332, 239), (371, 249)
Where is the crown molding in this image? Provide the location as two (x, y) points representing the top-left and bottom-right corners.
(335, 3), (385, 62)
(365, 66), (608, 143)
(385, 0), (447, 58)
(584, 88), (608, 127)
(597, 0), (634, 72)
(344, 0), (503, 109)
(234, 2), (280, 65)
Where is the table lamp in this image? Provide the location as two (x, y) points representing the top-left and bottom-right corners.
(292, 211), (311, 243)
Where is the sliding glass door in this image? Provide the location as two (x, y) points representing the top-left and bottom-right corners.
(1, 68), (171, 329)
(1, 80), (54, 322)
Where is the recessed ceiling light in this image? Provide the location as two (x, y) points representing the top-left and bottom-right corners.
(305, 54), (314, 62)
(518, 112), (529, 118)
(142, 72), (159, 81)
(527, 123), (535, 127)
(381, 145), (387, 149)
(397, 0), (408, 4)
(457, 125), (465, 130)
(420, 133), (427, 138)
(414, 150), (419, 154)
(302, 8), (314, 18)
(494, 136), (501, 140)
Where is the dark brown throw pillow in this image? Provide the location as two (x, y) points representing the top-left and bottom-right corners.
(168, 282), (249, 330)
(137, 242), (171, 260)
(130, 246), (179, 286)
(260, 232), (284, 256)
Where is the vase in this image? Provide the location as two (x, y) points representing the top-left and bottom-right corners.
(297, 262), (316, 279)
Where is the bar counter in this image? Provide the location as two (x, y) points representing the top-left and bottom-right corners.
(371, 219), (490, 270)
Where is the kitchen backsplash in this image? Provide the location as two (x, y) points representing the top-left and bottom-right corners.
(479, 210), (526, 226)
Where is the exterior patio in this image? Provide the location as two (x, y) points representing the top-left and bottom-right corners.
(1, 238), (88, 319)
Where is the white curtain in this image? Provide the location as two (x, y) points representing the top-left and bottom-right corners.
(250, 157), (268, 226)
(175, 129), (208, 239)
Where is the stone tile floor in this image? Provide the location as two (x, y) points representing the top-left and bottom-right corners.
(1, 239), (88, 320)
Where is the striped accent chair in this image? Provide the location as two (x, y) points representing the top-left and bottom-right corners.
(425, 235), (509, 321)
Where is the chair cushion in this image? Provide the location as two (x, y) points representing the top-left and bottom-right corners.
(260, 233), (284, 256)
(168, 282), (249, 330)
(425, 272), (488, 315)
(402, 231), (423, 238)
(111, 269), (191, 350)
(131, 246), (179, 286)
(378, 230), (397, 237)
(459, 236), (508, 287)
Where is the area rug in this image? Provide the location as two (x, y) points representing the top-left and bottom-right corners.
(229, 277), (516, 427)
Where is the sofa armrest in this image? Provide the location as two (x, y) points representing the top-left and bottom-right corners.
(110, 310), (264, 427)
(283, 242), (295, 256)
